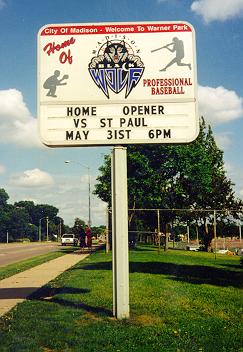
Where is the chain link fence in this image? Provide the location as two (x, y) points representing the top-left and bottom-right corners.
(106, 208), (243, 253)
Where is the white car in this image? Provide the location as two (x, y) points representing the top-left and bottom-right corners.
(61, 234), (78, 246)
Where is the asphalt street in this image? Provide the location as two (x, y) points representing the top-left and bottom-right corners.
(0, 243), (60, 267)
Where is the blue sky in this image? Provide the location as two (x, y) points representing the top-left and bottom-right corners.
(0, 0), (243, 226)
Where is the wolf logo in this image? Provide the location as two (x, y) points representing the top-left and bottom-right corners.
(89, 40), (144, 99)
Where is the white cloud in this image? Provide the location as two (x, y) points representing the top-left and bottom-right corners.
(0, 164), (6, 174)
(198, 85), (243, 124)
(0, 89), (41, 148)
(224, 161), (233, 175)
(220, 162), (243, 200)
(7, 172), (107, 226)
(9, 168), (54, 188)
(53, 174), (106, 225)
(91, 201), (108, 225)
(215, 132), (233, 150)
(191, 0), (243, 23)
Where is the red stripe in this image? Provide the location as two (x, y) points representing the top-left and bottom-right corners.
(40, 23), (192, 36)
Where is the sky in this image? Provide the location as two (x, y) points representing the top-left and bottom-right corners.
(0, 0), (243, 227)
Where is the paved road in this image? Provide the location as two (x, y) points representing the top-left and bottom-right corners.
(0, 243), (61, 267)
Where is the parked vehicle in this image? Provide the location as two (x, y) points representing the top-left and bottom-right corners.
(61, 234), (78, 246)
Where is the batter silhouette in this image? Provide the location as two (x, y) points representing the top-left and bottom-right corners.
(43, 70), (69, 97)
(152, 37), (191, 72)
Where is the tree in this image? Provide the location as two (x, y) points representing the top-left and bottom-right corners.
(94, 154), (112, 205)
(94, 118), (243, 250)
(14, 200), (36, 220)
(177, 119), (243, 250)
(91, 225), (106, 238)
(0, 189), (64, 242)
(0, 188), (9, 208)
(32, 204), (59, 225)
(25, 223), (39, 241)
(72, 218), (86, 234)
(13, 201), (62, 241)
(5, 206), (31, 241)
(0, 207), (10, 242)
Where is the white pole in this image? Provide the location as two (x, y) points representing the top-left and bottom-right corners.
(88, 167), (91, 227)
(6, 231), (9, 244)
(46, 216), (49, 242)
(39, 219), (41, 242)
(214, 210), (217, 259)
(196, 224), (199, 245)
(106, 207), (110, 254)
(187, 224), (190, 243)
(157, 209), (161, 253)
(59, 219), (62, 242)
(239, 220), (242, 243)
(112, 146), (129, 319)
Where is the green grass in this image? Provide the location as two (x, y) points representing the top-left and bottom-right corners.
(0, 245), (242, 352)
(0, 246), (78, 280)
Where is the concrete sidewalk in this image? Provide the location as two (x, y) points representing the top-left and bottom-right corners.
(0, 250), (90, 317)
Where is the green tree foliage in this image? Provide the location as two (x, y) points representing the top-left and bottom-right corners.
(94, 118), (243, 250)
(0, 191), (63, 242)
(63, 224), (72, 234)
(7, 206), (31, 240)
(91, 225), (106, 237)
(0, 188), (9, 207)
(73, 218), (86, 228)
(72, 217), (86, 236)
(14, 201), (60, 240)
(94, 155), (112, 205)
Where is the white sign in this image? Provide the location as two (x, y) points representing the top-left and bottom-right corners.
(38, 21), (198, 146)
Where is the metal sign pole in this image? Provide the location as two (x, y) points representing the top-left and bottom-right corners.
(157, 209), (161, 254)
(106, 207), (110, 254)
(238, 220), (242, 243)
(112, 146), (130, 320)
(214, 210), (217, 259)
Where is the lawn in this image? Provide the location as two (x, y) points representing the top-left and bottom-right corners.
(0, 245), (242, 352)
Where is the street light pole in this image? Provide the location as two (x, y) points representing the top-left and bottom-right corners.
(39, 217), (48, 242)
(238, 220), (242, 243)
(46, 216), (49, 242)
(88, 166), (91, 227)
(38, 219), (41, 242)
(58, 218), (63, 241)
(65, 160), (91, 227)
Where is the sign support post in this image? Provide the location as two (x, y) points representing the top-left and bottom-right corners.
(112, 146), (129, 319)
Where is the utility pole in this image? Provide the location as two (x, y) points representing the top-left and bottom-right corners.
(88, 166), (91, 227)
(46, 216), (49, 242)
(39, 219), (41, 242)
(59, 218), (62, 242)
(157, 209), (161, 253)
(239, 220), (242, 243)
(187, 223), (190, 243)
(214, 210), (217, 259)
(165, 223), (169, 251)
(106, 207), (110, 254)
